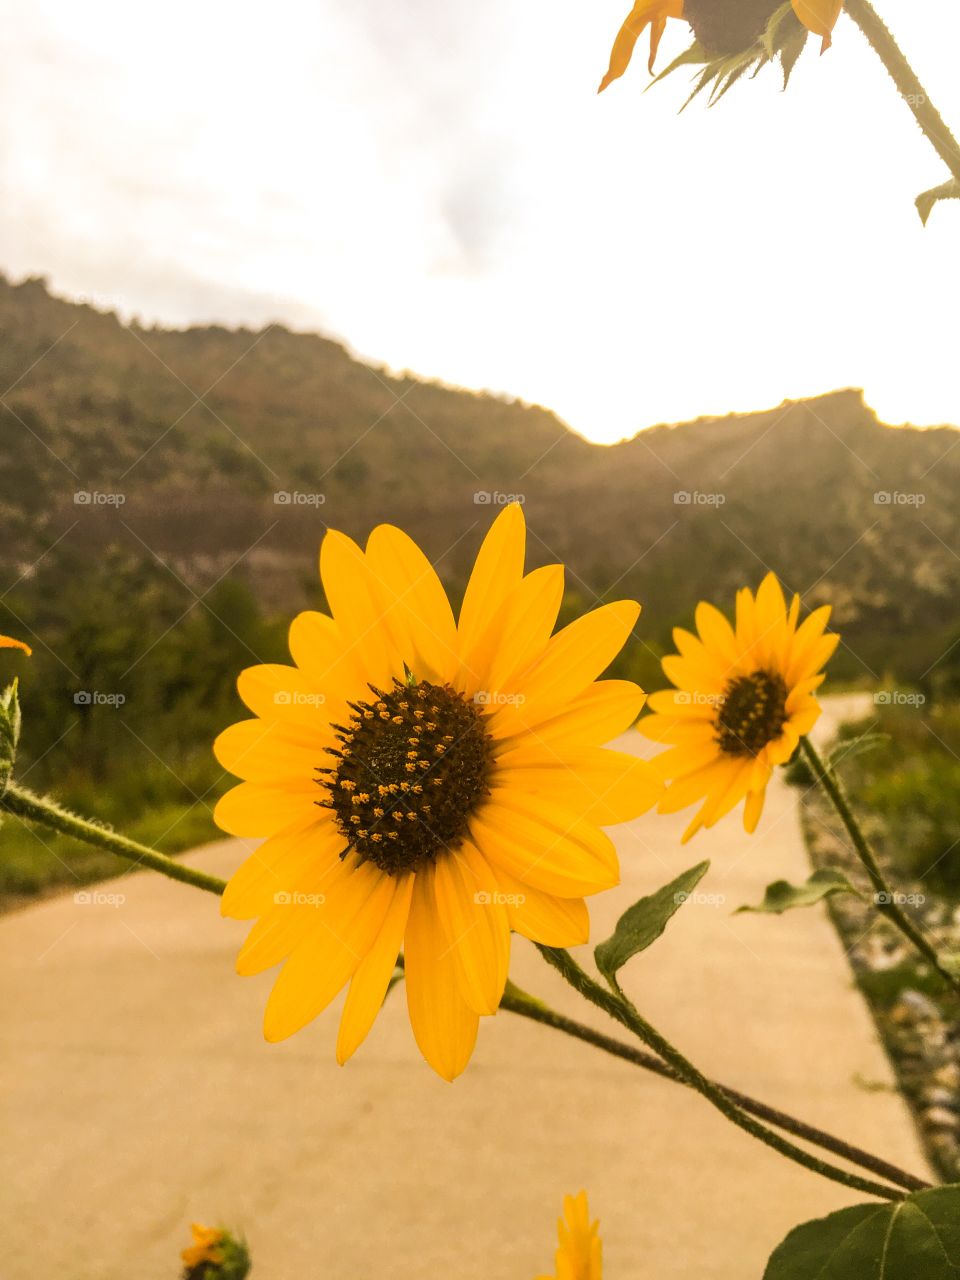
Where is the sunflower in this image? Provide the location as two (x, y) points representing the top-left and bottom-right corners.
(214, 505), (661, 1079)
(639, 573), (838, 842)
(0, 635), (31, 655)
(598, 0), (842, 91)
(536, 1191), (602, 1280)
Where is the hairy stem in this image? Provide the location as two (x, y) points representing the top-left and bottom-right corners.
(536, 946), (906, 1200)
(500, 980), (929, 1194)
(801, 737), (960, 996)
(0, 781), (227, 897)
(844, 0), (960, 184)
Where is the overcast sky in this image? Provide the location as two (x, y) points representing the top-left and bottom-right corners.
(2, 0), (958, 442)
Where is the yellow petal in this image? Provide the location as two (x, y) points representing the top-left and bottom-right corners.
(470, 797), (619, 899)
(214, 718), (332, 784)
(319, 530), (403, 689)
(434, 843), (510, 1015)
(404, 864), (479, 1080)
(492, 746), (664, 825)
(221, 817), (341, 920)
(598, 0), (682, 92)
(793, 0), (842, 50)
(0, 634), (31, 655)
(365, 524), (459, 684)
(743, 787), (766, 833)
(487, 861), (590, 946)
(214, 781), (319, 838)
(263, 858), (395, 1041)
(695, 601), (739, 666)
(336, 872), (414, 1064)
(483, 564), (565, 697)
(500, 679), (645, 752)
(457, 504), (527, 690)
(236, 662), (338, 731)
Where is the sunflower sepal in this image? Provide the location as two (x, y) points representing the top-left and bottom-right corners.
(655, 4), (810, 108)
(594, 859), (710, 984)
(735, 867), (862, 916)
(0, 678), (22, 803)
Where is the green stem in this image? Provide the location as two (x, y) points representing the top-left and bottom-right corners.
(536, 945), (905, 1201)
(844, 0), (960, 184)
(801, 737), (960, 996)
(0, 781), (227, 897)
(500, 980), (930, 1194)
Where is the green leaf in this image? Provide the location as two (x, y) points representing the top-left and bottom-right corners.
(764, 1185), (960, 1279)
(595, 861), (710, 981)
(916, 179), (960, 227)
(736, 867), (861, 915)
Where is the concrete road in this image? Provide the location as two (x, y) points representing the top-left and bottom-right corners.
(0, 696), (928, 1279)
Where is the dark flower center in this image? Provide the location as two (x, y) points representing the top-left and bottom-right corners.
(317, 678), (493, 876)
(715, 670), (789, 756)
(683, 0), (784, 56)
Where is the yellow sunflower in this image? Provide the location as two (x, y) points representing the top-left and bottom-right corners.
(599, 0), (842, 91)
(639, 573), (838, 842)
(214, 504), (661, 1079)
(537, 1191), (602, 1280)
(0, 634), (31, 655)
(181, 1223), (224, 1270)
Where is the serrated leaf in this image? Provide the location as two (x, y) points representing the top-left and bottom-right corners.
(764, 1185), (960, 1279)
(0, 679), (21, 798)
(736, 867), (861, 915)
(779, 28), (807, 88)
(595, 860), (710, 981)
(759, 1), (797, 59)
(647, 40), (710, 91)
(916, 179), (960, 226)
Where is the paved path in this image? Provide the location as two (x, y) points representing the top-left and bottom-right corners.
(1, 697), (929, 1279)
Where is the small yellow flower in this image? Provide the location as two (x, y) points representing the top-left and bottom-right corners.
(181, 1223), (225, 1270)
(599, 0), (843, 90)
(0, 635), (31, 656)
(215, 505), (662, 1079)
(537, 1191), (602, 1280)
(640, 573), (838, 842)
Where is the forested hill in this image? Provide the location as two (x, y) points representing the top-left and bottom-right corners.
(3, 273), (960, 683)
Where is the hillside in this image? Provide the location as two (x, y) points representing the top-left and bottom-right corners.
(3, 272), (960, 683)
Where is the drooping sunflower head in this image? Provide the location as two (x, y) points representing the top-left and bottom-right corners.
(214, 505), (662, 1079)
(536, 1191), (602, 1280)
(598, 0), (843, 93)
(640, 572), (838, 842)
